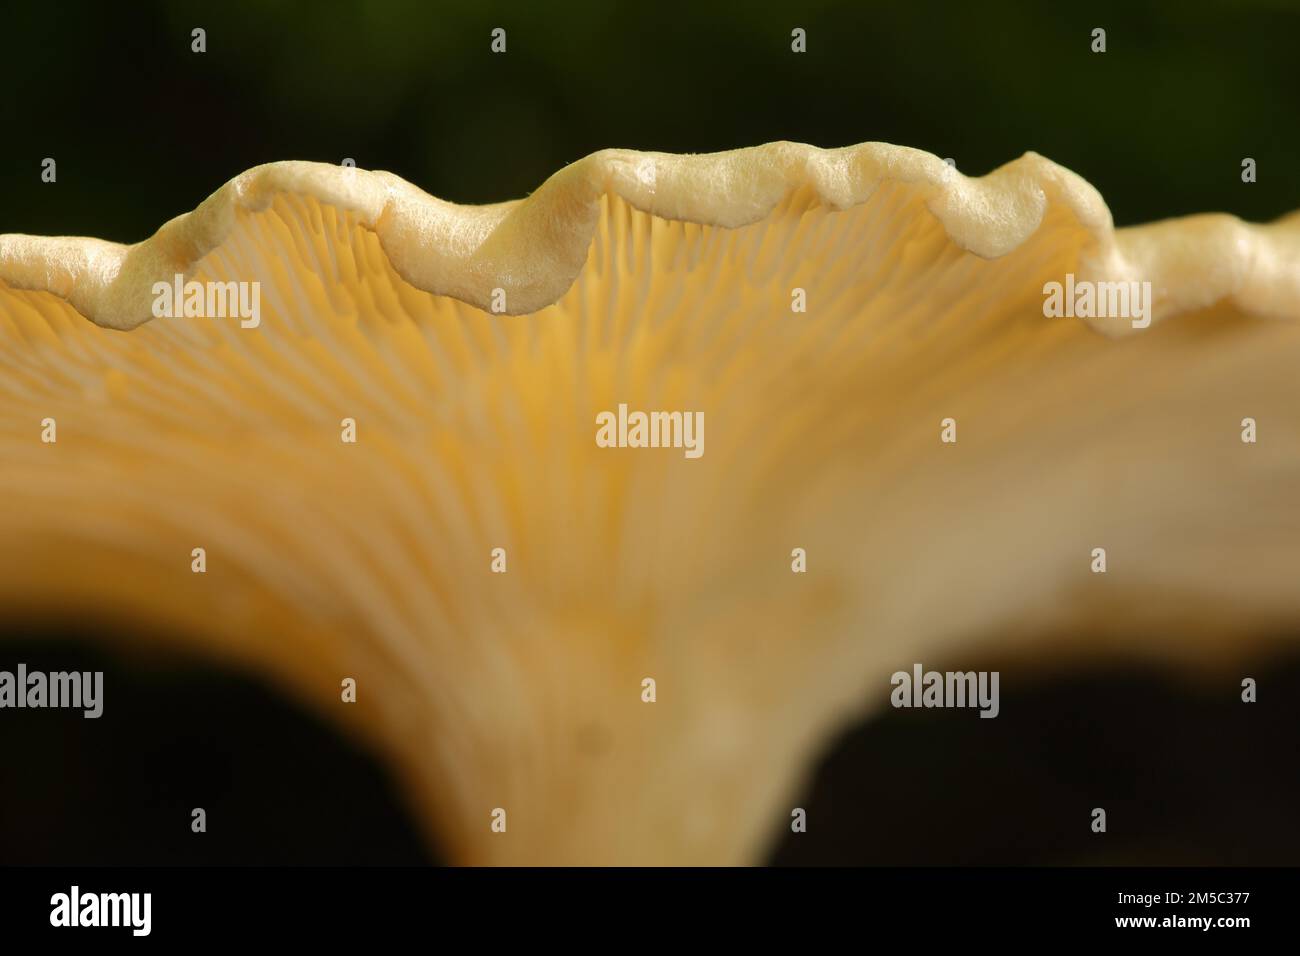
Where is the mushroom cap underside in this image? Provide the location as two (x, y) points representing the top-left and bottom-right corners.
(2, 142), (1299, 864)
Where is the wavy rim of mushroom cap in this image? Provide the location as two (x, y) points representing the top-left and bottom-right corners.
(2, 142), (1299, 335)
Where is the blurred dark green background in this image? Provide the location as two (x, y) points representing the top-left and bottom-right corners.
(3, 0), (1298, 243)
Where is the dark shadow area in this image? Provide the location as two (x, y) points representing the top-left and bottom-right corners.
(5, 626), (1297, 866)
(770, 650), (1300, 866)
(0, 631), (440, 866)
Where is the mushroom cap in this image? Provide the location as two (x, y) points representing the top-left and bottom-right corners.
(2, 142), (1299, 864)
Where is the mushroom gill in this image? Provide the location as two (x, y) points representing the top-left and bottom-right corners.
(1, 142), (1299, 865)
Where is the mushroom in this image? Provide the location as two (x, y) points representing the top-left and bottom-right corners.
(1, 142), (1298, 865)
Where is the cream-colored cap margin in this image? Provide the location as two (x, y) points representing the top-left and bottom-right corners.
(2, 141), (1298, 334)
